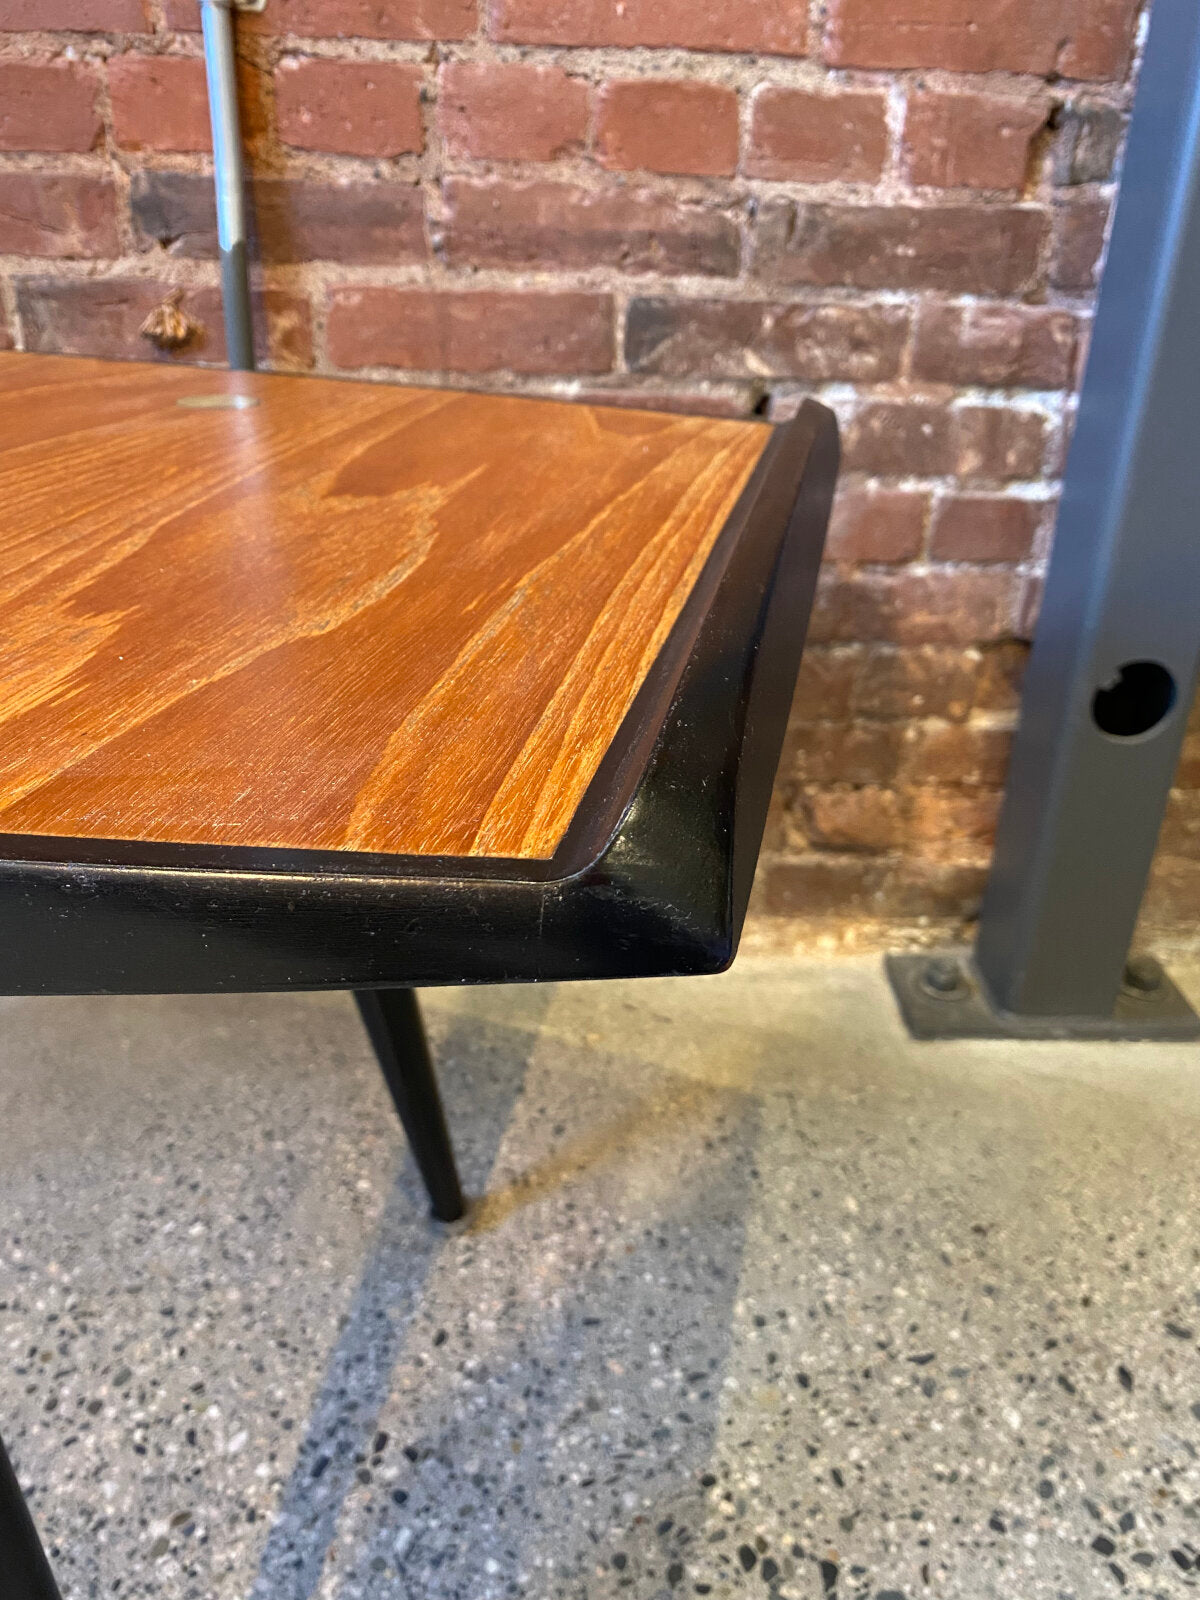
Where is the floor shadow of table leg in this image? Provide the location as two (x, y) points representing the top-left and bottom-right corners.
(249, 998), (550, 1600)
(328, 1063), (766, 1597)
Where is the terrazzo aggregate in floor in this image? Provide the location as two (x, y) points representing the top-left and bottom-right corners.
(3, 956), (1200, 1599)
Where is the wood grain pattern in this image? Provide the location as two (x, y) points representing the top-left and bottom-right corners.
(0, 353), (768, 860)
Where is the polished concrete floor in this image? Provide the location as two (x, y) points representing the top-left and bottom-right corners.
(3, 957), (1200, 1600)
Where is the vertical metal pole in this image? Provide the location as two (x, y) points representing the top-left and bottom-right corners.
(0, 1434), (63, 1600)
(201, 0), (254, 371)
(972, 0), (1200, 1021)
(887, 0), (1200, 1039)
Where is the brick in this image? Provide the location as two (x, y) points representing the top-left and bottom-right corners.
(759, 787), (803, 855)
(755, 202), (1047, 297)
(842, 402), (1050, 482)
(1053, 104), (1126, 187)
(489, 0), (808, 55)
(0, 0), (147, 27)
(326, 287), (614, 375)
(1140, 856), (1200, 929)
(880, 860), (987, 920)
(232, 288), (314, 371)
(810, 568), (1020, 646)
(1013, 574), (1043, 641)
(130, 171), (217, 255)
(109, 55), (209, 152)
(572, 383), (756, 418)
(902, 721), (1013, 786)
(841, 403), (956, 478)
(955, 407), (1049, 482)
(760, 856), (888, 918)
(824, 0), (1139, 80)
(275, 59), (423, 158)
(598, 80), (738, 178)
(844, 400), (1049, 480)
(912, 302), (1079, 389)
(766, 393), (812, 424)
(788, 647), (862, 724)
(229, 53), (272, 148)
(973, 640), (1030, 713)
(131, 172), (426, 264)
(163, 0), (474, 37)
(783, 721), (905, 785)
(0, 62), (101, 152)
(626, 299), (908, 384)
(1049, 407), (1076, 479)
(17, 277), (170, 359)
(759, 794), (807, 857)
(746, 86), (888, 184)
(825, 484), (928, 564)
(0, 173), (118, 258)
(1156, 791), (1200, 859)
(441, 177), (740, 278)
(16, 276), (313, 370)
(438, 62), (588, 162)
(853, 646), (976, 721)
(907, 788), (1002, 849)
(904, 91), (1048, 191)
(1052, 197), (1110, 292)
(805, 787), (906, 853)
(1174, 731), (1200, 790)
(929, 495), (1042, 562)
(1059, 0), (1142, 79)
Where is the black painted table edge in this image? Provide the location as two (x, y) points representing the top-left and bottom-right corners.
(0, 401), (838, 994)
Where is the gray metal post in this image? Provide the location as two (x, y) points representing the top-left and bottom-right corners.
(201, 0), (255, 371)
(888, 0), (1200, 1040)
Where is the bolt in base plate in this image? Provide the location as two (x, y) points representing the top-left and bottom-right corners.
(886, 949), (1200, 1041)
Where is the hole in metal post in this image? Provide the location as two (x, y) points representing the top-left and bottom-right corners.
(1092, 660), (1177, 738)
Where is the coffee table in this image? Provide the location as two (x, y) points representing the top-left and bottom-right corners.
(0, 351), (837, 1595)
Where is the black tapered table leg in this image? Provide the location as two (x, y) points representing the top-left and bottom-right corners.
(0, 1433), (63, 1600)
(354, 989), (466, 1222)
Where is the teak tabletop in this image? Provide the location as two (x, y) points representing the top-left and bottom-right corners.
(0, 352), (839, 994)
(0, 353), (767, 861)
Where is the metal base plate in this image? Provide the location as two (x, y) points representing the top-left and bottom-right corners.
(887, 949), (1200, 1041)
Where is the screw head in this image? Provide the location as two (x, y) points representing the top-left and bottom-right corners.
(919, 955), (969, 1001)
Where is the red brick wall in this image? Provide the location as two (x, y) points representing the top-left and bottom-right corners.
(0, 0), (1194, 941)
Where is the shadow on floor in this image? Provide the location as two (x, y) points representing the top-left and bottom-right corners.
(6, 961), (1200, 1599)
(249, 998), (556, 1600)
